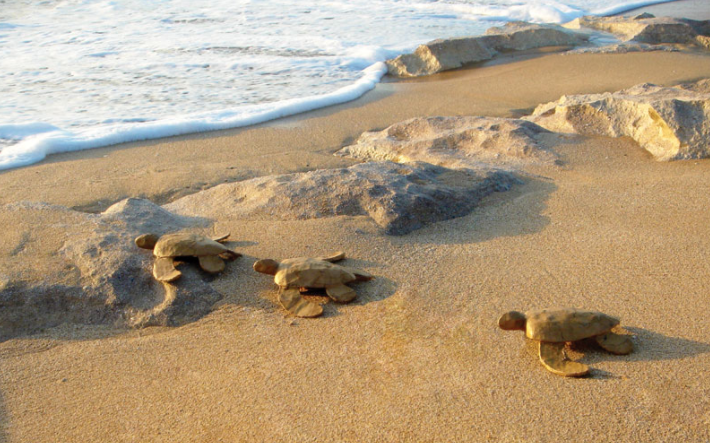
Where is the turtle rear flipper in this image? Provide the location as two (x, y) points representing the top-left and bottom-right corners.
(212, 233), (230, 243)
(326, 284), (356, 303)
(319, 252), (345, 263)
(279, 289), (323, 318)
(219, 251), (241, 261)
(341, 267), (373, 282)
(595, 332), (633, 355)
(199, 256), (225, 274)
(154, 257), (182, 282)
(538, 342), (589, 377)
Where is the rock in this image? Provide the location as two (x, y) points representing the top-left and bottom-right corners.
(386, 22), (586, 77)
(0, 199), (222, 339)
(479, 21), (587, 52)
(166, 161), (519, 235)
(565, 15), (708, 45)
(527, 80), (710, 161)
(0, 159), (519, 337)
(696, 35), (710, 49)
(336, 116), (556, 168)
(101, 197), (209, 233)
(676, 78), (710, 93)
(566, 42), (677, 54)
(386, 37), (494, 78)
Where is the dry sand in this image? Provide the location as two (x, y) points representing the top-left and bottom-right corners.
(2, 3), (710, 442)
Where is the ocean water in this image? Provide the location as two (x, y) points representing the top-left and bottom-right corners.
(0, 0), (677, 170)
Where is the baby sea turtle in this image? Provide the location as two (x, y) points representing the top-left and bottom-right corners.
(498, 308), (633, 377)
(135, 232), (240, 282)
(253, 252), (373, 318)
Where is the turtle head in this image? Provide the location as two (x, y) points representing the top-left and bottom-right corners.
(498, 311), (526, 331)
(135, 233), (159, 250)
(253, 259), (279, 275)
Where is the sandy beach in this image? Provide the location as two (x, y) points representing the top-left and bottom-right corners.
(2, 2), (710, 442)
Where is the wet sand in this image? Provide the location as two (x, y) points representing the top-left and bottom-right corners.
(1, 2), (710, 442)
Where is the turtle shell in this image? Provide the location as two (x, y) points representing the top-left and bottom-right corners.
(274, 257), (357, 288)
(525, 308), (620, 342)
(153, 233), (230, 258)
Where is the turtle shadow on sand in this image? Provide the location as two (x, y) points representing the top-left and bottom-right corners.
(127, 251), (275, 328)
(306, 273), (398, 319)
(580, 327), (710, 364)
(520, 327), (710, 379)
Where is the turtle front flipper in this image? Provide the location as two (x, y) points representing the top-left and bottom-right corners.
(318, 252), (345, 263)
(595, 332), (633, 355)
(199, 256), (225, 274)
(279, 289), (323, 318)
(325, 284), (356, 303)
(153, 257), (182, 282)
(538, 342), (589, 377)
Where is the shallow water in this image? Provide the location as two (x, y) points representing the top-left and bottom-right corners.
(0, 0), (677, 169)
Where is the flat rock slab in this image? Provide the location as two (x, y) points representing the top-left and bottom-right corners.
(166, 161), (520, 235)
(386, 15), (710, 78)
(336, 116), (556, 168)
(566, 42), (677, 54)
(526, 79), (710, 161)
(386, 22), (587, 77)
(565, 14), (710, 46)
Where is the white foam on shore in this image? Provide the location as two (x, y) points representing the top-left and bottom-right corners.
(0, 63), (386, 170)
(0, 0), (681, 170)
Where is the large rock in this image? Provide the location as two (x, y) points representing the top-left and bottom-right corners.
(0, 160), (519, 337)
(480, 21), (588, 52)
(166, 161), (519, 235)
(386, 37), (494, 78)
(336, 116), (556, 168)
(527, 80), (710, 161)
(567, 42), (676, 55)
(0, 198), (222, 338)
(386, 22), (586, 77)
(565, 15), (710, 46)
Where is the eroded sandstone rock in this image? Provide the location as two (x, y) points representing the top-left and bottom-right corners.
(565, 15), (710, 46)
(336, 116), (556, 168)
(166, 161), (519, 235)
(527, 80), (710, 161)
(386, 37), (494, 78)
(0, 199), (219, 338)
(480, 21), (588, 52)
(0, 160), (519, 337)
(386, 22), (586, 77)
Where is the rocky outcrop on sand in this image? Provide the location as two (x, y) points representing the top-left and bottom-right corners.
(564, 14), (710, 47)
(386, 15), (710, 78)
(566, 42), (676, 54)
(527, 80), (710, 161)
(0, 198), (222, 338)
(336, 116), (556, 167)
(386, 22), (587, 77)
(0, 161), (519, 337)
(167, 161), (519, 235)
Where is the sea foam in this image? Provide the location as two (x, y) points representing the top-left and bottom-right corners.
(0, 0), (680, 170)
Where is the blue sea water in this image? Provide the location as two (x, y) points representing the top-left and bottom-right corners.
(0, 0), (677, 170)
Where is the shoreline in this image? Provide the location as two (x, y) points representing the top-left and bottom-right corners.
(1, 3), (710, 442)
(620, 0), (710, 19)
(2, 50), (710, 211)
(2, 0), (708, 174)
